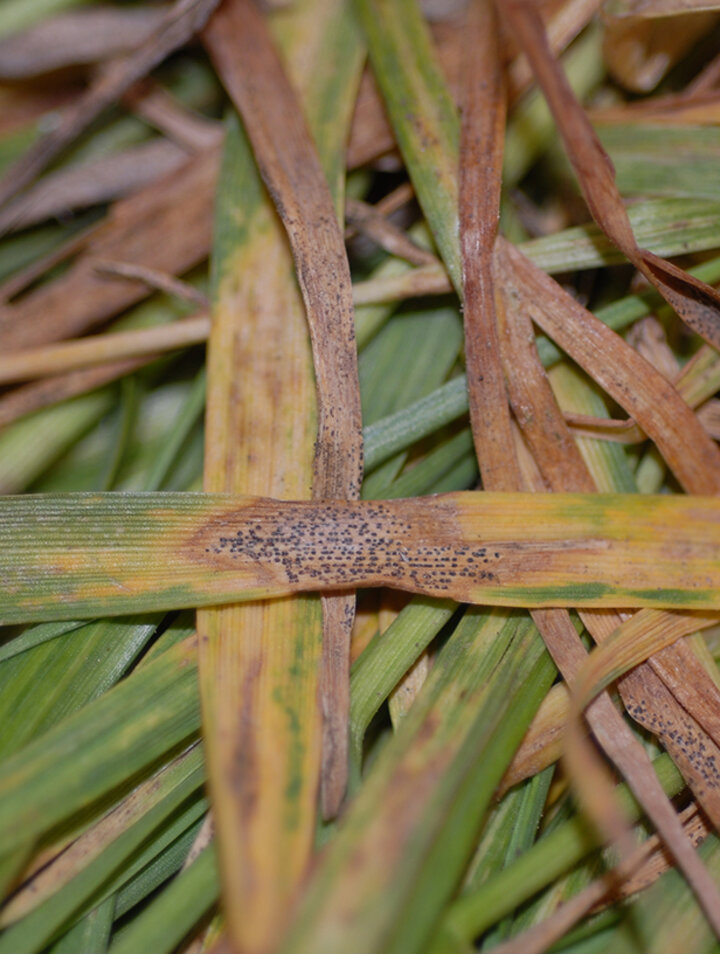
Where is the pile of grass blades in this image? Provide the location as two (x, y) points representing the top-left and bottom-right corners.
(0, 1), (719, 953)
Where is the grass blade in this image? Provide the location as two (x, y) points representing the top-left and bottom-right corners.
(0, 636), (199, 856)
(198, 0), (363, 945)
(0, 491), (719, 624)
(282, 612), (554, 954)
(204, 0), (364, 816)
(108, 844), (217, 954)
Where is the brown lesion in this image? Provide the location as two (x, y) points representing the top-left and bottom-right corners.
(230, 656), (264, 818)
(189, 496), (502, 595)
(185, 495), (611, 596)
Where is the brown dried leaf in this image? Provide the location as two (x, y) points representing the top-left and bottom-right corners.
(563, 611), (720, 931)
(125, 82), (223, 152)
(0, 359), (148, 431)
(608, 0), (720, 16)
(608, 803), (711, 899)
(602, 11), (719, 91)
(496, 250), (720, 922)
(563, 412), (645, 443)
(620, 663), (720, 824)
(561, 327), (720, 444)
(0, 314), (208, 386)
(501, 0), (720, 352)
(697, 398), (720, 439)
(458, 9), (719, 903)
(457, 7), (620, 868)
(496, 238), (720, 494)
(507, 0), (604, 93)
(0, 0), (222, 213)
(591, 90), (720, 124)
(91, 261), (208, 307)
(0, 225), (99, 304)
(500, 266), (720, 830)
(460, 0), (521, 491)
(0, 85), (79, 138)
(345, 197), (437, 266)
(0, 140), (190, 234)
(574, 610), (720, 705)
(497, 290), (595, 492)
(0, 147), (218, 351)
(351, 263), (450, 306)
(0, 6), (169, 80)
(345, 2), (599, 169)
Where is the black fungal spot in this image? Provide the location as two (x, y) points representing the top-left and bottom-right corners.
(200, 499), (504, 596)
